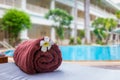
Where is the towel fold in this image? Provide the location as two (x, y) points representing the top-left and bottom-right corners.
(14, 37), (62, 74)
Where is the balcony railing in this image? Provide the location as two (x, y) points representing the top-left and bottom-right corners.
(90, 4), (115, 18)
(0, 0), (21, 8)
(26, 4), (49, 14)
(57, 0), (116, 18)
(56, 0), (74, 7)
(77, 18), (84, 22)
(77, 17), (93, 25)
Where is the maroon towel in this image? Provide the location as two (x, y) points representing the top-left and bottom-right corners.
(13, 37), (62, 74)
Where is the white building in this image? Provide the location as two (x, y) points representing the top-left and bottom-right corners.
(0, 0), (119, 43)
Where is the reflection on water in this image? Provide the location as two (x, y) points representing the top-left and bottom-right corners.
(110, 45), (120, 60)
(60, 45), (120, 60)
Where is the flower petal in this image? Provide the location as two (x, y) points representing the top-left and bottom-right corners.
(40, 40), (45, 46)
(50, 40), (54, 45)
(48, 45), (51, 50)
(44, 36), (49, 42)
(41, 46), (47, 52)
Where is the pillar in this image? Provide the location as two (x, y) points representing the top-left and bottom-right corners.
(50, 0), (56, 42)
(21, 0), (26, 10)
(84, 0), (91, 44)
(71, 1), (78, 44)
(20, 29), (29, 40)
(20, 0), (29, 40)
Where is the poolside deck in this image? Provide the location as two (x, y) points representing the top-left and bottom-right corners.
(8, 57), (120, 66)
(7, 57), (120, 65)
(64, 61), (120, 66)
(6, 57), (120, 70)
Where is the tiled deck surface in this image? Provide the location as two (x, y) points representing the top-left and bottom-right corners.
(93, 65), (120, 70)
(8, 57), (120, 70)
(64, 61), (120, 66)
(64, 61), (120, 70)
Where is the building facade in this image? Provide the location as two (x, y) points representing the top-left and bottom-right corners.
(0, 0), (119, 44)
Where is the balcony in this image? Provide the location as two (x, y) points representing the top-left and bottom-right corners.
(56, 0), (116, 18)
(26, 4), (49, 15)
(90, 4), (116, 18)
(56, 0), (74, 7)
(77, 18), (84, 22)
(0, 0), (21, 8)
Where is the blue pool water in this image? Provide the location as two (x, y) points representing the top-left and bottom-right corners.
(60, 45), (120, 60)
(4, 50), (14, 56)
(4, 45), (120, 60)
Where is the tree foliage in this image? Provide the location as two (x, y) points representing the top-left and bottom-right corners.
(92, 17), (117, 44)
(116, 10), (120, 19)
(1, 9), (31, 45)
(45, 8), (73, 40)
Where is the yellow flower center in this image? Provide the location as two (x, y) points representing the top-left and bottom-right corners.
(43, 42), (49, 47)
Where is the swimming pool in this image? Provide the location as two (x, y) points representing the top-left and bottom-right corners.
(4, 45), (120, 60)
(60, 45), (120, 60)
(4, 50), (14, 56)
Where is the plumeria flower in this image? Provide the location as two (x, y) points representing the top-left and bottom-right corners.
(40, 36), (54, 52)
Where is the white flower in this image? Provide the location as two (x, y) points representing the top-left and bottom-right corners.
(40, 36), (54, 52)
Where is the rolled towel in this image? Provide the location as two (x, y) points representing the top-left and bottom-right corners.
(14, 37), (62, 74)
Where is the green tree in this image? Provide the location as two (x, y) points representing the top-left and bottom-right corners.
(1, 9), (31, 46)
(45, 8), (73, 42)
(115, 10), (120, 31)
(92, 18), (117, 44)
(116, 10), (120, 19)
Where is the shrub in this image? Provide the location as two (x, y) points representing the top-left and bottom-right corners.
(1, 9), (31, 46)
(69, 37), (81, 45)
(69, 37), (74, 45)
(77, 37), (81, 44)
